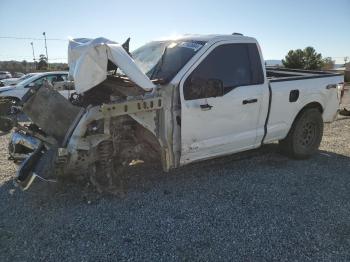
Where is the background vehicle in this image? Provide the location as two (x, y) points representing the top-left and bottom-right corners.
(12, 72), (25, 78)
(0, 71), (70, 103)
(9, 35), (343, 192)
(0, 73), (37, 87)
(0, 71), (12, 80)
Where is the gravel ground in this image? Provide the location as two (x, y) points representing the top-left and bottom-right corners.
(0, 116), (350, 261)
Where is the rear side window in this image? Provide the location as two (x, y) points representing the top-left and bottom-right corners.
(184, 43), (264, 100)
(247, 44), (264, 84)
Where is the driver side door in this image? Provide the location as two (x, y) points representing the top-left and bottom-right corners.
(180, 42), (267, 164)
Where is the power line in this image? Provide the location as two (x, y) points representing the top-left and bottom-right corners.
(0, 36), (67, 41)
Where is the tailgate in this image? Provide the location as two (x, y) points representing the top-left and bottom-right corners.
(341, 83), (350, 108)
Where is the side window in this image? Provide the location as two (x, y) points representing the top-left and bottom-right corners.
(61, 74), (68, 81)
(46, 75), (66, 84)
(46, 75), (55, 84)
(247, 44), (264, 84)
(32, 77), (46, 86)
(184, 43), (264, 100)
(54, 74), (67, 82)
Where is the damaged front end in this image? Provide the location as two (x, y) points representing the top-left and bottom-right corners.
(12, 37), (187, 192)
(15, 76), (171, 193)
(10, 39), (178, 193)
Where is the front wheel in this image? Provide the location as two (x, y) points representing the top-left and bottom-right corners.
(279, 108), (323, 159)
(0, 117), (13, 133)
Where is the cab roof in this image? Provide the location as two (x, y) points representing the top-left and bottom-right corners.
(158, 34), (256, 44)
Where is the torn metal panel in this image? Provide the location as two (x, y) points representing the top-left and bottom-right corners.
(66, 96), (163, 152)
(22, 85), (83, 145)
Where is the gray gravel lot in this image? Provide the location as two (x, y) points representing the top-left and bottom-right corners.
(0, 116), (350, 261)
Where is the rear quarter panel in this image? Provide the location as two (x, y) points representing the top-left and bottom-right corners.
(264, 75), (342, 143)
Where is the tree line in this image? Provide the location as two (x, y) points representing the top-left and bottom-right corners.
(0, 54), (68, 74)
(282, 47), (336, 70)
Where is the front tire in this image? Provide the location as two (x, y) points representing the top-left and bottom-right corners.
(0, 117), (13, 133)
(279, 108), (323, 159)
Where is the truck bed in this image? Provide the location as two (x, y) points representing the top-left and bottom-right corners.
(266, 67), (343, 82)
(263, 69), (343, 144)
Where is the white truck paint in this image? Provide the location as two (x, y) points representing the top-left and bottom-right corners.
(175, 35), (342, 164)
(12, 34), (343, 191)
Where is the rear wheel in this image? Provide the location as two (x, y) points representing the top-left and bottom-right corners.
(339, 108), (350, 116)
(279, 108), (323, 159)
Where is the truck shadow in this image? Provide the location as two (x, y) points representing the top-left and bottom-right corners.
(1, 143), (349, 205)
(1, 142), (350, 259)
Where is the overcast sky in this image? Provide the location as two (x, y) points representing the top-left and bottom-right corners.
(0, 0), (349, 63)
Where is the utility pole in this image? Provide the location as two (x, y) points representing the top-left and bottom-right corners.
(30, 42), (36, 71)
(43, 32), (49, 69)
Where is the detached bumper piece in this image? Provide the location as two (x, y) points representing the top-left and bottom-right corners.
(15, 144), (58, 190)
(15, 144), (44, 190)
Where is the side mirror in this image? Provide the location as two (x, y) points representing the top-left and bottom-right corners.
(184, 77), (224, 100)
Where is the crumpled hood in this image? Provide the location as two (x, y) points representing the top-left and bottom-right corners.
(68, 37), (156, 94)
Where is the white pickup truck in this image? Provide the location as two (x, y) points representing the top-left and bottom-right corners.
(12, 34), (343, 192)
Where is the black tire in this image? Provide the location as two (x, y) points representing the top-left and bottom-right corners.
(0, 97), (19, 116)
(279, 108), (323, 159)
(339, 108), (350, 116)
(0, 117), (13, 133)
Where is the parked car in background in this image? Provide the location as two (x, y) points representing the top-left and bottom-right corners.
(0, 71), (70, 103)
(0, 71), (12, 80)
(0, 73), (38, 87)
(13, 72), (25, 78)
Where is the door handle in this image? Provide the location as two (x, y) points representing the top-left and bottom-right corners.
(326, 84), (337, 89)
(242, 98), (258, 105)
(200, 103), (213, 111)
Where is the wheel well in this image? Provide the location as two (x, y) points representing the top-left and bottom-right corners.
(302, 102), (323, 113)
(110, 115), (162, 165)
(280, 102), (324, 143)
(290, 102), (323, 129)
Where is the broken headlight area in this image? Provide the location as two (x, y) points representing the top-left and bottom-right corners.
(8, 128), (41, 161)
